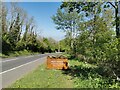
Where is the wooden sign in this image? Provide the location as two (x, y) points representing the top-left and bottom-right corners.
(46, 55), (68, 70)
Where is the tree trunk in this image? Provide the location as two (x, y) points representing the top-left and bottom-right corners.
(115, 3), (120, 38)
(114, 1), (120, 79)
(118, 1), (120, 67)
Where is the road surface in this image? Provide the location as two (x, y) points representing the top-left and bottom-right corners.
(0, 53), (61, 88)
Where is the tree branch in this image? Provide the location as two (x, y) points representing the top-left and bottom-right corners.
(113, 71), (120, 81)
(108, 2), (117, 9)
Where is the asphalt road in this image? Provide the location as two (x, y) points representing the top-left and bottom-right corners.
(2, 53), (52, 72)
(0, 53), (61, 88)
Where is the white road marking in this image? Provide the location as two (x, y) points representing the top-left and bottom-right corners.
(25, 56), (34, 58)
(0, 58), (41, 75)
(2, 58), (19, 63)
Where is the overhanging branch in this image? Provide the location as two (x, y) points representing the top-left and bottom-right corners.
(108, 2), (117, 10)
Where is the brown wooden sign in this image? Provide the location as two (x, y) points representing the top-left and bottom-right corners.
(46, 55), (68, 70)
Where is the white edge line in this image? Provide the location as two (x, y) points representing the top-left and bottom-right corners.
(2, 53), (53, 63)
(0, 58), (43, 75)
(2, 55), (35, 62)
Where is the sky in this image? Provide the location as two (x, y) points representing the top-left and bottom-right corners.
(8, 2), (66, 41)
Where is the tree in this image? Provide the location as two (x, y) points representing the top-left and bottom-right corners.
(52, 7), (81, 55)
(8, 13), (22, 48)
(106, 2), (120, 73)
(1, 3), (7, 35)
(60, 1), (119, 37)
(58, 1), (120, 80)
(1, 3), (12, 53)
(1, 3), (43, 54)
(106, 2), (120, 38)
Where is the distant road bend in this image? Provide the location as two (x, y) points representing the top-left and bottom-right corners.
(1, 53), (61, 88)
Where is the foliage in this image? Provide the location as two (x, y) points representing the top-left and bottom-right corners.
(0, 49), (39, 58)
(52, 1), (120, 82)
(62, 55), (120, 88)
(59, 38), (70, 52)
(1, 3), (58, 56)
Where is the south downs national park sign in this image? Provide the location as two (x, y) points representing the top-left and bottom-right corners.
(46, 55), (68, 70)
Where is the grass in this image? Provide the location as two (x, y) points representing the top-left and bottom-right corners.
(9, 54), (120, 88)
(1, 50), (39, 58)
(9, 64), (73, 88)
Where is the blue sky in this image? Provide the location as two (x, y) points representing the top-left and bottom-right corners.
(9, 2), (65, 41)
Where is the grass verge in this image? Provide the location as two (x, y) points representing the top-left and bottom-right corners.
(9, 63), (73, 88)
(1, 50), (39, 58)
